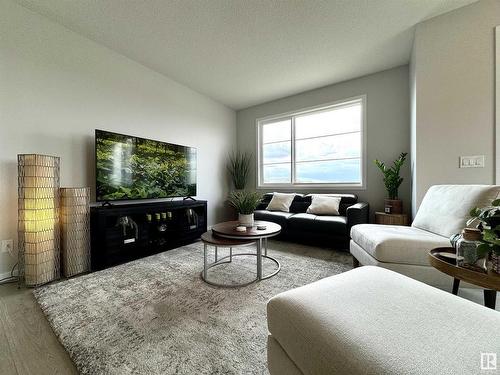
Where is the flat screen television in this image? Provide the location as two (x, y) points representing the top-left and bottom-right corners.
(95, 130), (196, 202)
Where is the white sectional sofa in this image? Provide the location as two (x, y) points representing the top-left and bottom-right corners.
(350, 185), (500, 288)
(267, 266), (500, 375)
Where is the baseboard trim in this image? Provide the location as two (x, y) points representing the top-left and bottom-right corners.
(0, 271), (16, 280)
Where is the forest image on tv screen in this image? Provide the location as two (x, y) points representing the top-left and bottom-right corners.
(96, 131), (196, 201)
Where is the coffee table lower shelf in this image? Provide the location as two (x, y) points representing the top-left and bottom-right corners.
(200, 230), (281, 288)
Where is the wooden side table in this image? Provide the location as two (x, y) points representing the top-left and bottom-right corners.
(429, 247), (500, 309)
(375, 212), (409, 226)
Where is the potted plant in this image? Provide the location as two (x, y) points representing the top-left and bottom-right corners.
(467, 199), (500, 274)
(227, 151), (252, 190)
(227, 190), (263, 227)
(374, 152), (407, 214)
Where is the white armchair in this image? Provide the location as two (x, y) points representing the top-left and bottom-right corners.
(350, 185), (500, 288)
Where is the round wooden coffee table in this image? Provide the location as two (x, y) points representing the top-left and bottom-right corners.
(429, 247), (500, 309)
(201, 220), (281, 287)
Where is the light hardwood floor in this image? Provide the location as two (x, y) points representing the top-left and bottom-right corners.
(0, 283), (77, 375)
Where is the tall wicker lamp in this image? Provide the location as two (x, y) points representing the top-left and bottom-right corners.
(60, 187), (91, 277)
(18, 154), (61, 287)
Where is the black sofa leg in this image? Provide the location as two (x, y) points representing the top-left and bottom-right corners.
(352, 256), (360, 268)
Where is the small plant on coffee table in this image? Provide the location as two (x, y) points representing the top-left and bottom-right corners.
(227, 190), (263, 215)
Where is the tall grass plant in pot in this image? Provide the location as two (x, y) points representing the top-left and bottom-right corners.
(227, 151), (252, 190)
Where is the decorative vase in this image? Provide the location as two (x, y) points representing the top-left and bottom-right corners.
(238, 213), (254, 227)
(492, 253), (500, 274)
(384, 199), (403, 214)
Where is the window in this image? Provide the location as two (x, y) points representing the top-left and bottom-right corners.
(257, 96), (365, 189)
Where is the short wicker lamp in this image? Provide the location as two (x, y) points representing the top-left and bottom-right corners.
(60, 187), (91, 277)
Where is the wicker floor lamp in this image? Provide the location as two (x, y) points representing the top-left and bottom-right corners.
(18, 154), (61, 287)
(61, 187), (91, 277)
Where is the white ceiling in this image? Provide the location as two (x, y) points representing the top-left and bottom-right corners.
(17, 0), (477, 110)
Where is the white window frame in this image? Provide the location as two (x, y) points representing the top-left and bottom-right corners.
(256, 95), (367, 190)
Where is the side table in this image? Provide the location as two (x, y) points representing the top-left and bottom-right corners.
(429, 247), (500, 309)
(375, 212), (409, 226)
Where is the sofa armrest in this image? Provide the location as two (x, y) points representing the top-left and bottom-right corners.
(346, 202), (369, 234)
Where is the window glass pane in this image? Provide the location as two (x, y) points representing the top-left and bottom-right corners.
(263, 141), (291, 164)
(296, 133), (360, 162)
(295, 103), (361, 139)
(295, 159), (361, 183)
(262, 119), (291, 143)
(263, 164), (291, 183)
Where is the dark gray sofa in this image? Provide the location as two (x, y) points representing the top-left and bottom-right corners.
(254, 193), (369, 249)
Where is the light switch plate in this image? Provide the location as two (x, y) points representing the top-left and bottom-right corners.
(460, 155), (485, 168)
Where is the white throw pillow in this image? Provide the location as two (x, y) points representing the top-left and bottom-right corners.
(307, 196), (341, 216)
(266, 193), (296, 212)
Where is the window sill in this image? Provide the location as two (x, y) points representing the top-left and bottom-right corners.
(256, 183), (366, 191)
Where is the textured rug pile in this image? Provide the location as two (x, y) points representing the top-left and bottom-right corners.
(34, 240), (352, 374)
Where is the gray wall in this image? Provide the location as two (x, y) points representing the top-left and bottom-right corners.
(236, 66), (410, 219)
(410, 40), (417, 217)
(0, 1), (236, 277)
(411, 0), (500, 216)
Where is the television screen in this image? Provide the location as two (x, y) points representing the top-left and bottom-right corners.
(95, 130), (196, 201)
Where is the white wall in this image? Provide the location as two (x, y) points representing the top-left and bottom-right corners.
(0, 1), (236, 277)
(496, 25), (500, 183)
(411, 0), (500, 214)
(409, 41), (417, 217)
(236, 66), (410, 219)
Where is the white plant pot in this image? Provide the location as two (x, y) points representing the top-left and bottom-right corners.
(238, 213), (254, 228)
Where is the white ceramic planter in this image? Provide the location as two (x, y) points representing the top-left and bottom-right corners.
(238, 213), (254, 227)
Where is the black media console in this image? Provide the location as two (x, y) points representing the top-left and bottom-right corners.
(90, 200), (207, 270)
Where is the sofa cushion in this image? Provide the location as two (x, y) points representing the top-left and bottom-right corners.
(257, 194), (311, 213)
(350, 224), (450, 266)
(267, 266), (500, 375)
(306, 193), (357, 216)
(289, 195), (312, 214)
(287, 214), (348, 236)
(254, 210), (294, 230)
(258, 193), (358, 215)
(306, 196), (341, 216)
(266, 192), (296, 212)
(313, 216), (347, 235)
(412, 184), (500, 238)
(287, 213), (317, 232)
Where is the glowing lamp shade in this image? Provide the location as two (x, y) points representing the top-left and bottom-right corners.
(18, 154), (60, 286)
(61, 187), (90, 277)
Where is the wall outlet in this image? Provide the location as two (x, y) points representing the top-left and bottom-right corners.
(459, 155), (485, 168)
(1, 239), (14, 257)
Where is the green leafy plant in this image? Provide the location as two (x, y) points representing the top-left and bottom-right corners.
(374, 152), (408, 199)
(467, 199), (500, 257)
(227, 190), (263, 215)
(227, 151), (252, 190)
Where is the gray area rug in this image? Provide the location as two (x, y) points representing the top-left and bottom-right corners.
(34, 240), (352, 375)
